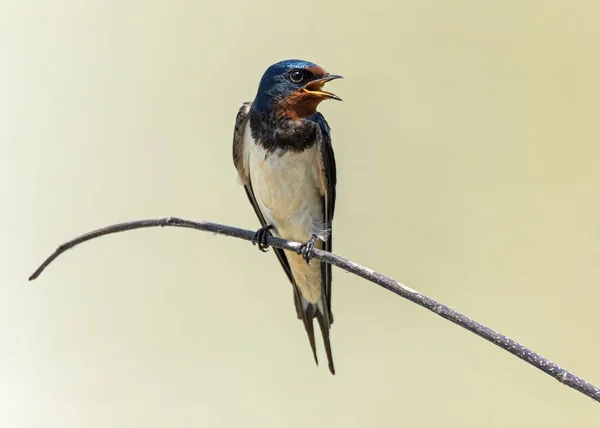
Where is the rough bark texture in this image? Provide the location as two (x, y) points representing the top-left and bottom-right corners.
(29, 216), (600, 403)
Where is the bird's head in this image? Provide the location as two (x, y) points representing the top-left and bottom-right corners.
(253, 59), (342, 120)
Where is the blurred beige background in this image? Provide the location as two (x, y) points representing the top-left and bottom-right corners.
(2, 0), (600, 426)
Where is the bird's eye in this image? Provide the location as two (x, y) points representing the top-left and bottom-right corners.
(289, 70), (304, 83)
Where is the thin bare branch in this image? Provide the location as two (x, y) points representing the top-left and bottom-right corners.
(29, 216), (600, 403)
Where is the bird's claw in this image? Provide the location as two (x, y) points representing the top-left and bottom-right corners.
(252, 225), (273, 252)
(298, 235), (317, 265)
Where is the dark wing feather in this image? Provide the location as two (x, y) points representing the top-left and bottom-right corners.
(308, 113), (337, 374)
(232, 102), (252, 183)
(232, 102), (308, 323)
(312, 113), (337, 319)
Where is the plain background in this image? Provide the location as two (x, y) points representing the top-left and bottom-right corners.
(3, 1), (600, 426)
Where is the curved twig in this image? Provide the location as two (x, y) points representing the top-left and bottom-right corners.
(29, 216), (600, 403)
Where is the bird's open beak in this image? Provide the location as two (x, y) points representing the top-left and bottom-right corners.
(302, 74), (343, 101)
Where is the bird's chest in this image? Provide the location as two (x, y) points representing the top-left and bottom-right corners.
(248, 142), (321, 222)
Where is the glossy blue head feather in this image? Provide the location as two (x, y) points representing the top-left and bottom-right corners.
(252, 59), (342, 119)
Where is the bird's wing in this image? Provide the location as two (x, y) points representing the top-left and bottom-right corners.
(232, 102), (302, 307)
(304, 112), (338, 374)
(312, 113), (337, 319)
(232, 102), (252, 185)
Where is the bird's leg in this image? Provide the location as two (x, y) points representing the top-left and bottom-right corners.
(298, 234), (317, 265)
(252, 225), (274, 252)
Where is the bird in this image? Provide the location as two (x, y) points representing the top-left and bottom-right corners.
(232, 59), (342, 374)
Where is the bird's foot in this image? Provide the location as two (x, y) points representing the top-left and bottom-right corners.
(252, 225), (274, 252)
(298, 235), (317, 265)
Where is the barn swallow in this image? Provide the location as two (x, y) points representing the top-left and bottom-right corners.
(232, 60), (341, 374)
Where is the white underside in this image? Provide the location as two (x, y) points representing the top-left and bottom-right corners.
(243, 122), (326, 303)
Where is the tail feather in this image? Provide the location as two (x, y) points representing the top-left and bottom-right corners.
(294, 291), (335, 375)
(315, 305), (335, 375)
(294, 287), (318, 365)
